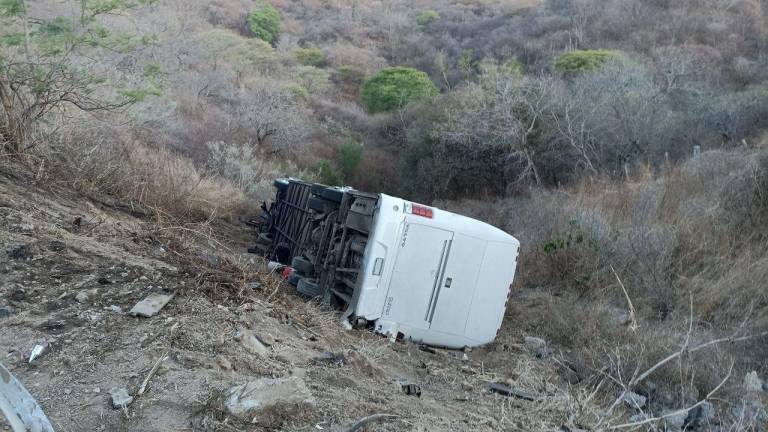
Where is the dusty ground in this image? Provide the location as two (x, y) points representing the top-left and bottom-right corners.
(0, 169), (571, 432)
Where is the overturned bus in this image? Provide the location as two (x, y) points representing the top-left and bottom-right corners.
(252, 179), (520, 349)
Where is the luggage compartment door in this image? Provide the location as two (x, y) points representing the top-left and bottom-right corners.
(382, 223), (453, 330)
(428, 233), (486, 336)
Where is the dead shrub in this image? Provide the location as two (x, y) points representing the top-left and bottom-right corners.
(30, 126), (258, 223)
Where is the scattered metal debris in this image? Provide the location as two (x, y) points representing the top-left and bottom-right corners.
(418, 345), (436, 354)
(488, 382), (542, 401)
(343, 413), (398, 432)
(313, 352), (346, 366)
(129, 289), (175, 318)
(401, 383), (421, 398)
(0, 362), (55, 432)
(28, 344), (47, 364)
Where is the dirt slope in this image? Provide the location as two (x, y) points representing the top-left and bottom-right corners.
(0, 170), (566, 432)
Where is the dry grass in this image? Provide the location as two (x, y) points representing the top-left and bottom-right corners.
(445, 149), (768, 427)
(26, 126), (264, 224)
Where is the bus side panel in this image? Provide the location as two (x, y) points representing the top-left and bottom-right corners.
(464, 240), (519, 344)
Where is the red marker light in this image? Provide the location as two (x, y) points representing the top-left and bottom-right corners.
(411, 204), (433, 219)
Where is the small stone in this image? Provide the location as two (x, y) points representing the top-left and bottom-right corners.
(217, 355), (233, 371)
(64, 388), (72, 395)
(524, 336), (549, 358)
(0, 306), (14, 319)
(93, 388), (101, 394)
(48, 240), (66, 252)
(236, 329), (269, 356)
(744, 371), (764, 392)
(8, 244), (33, 260)
(313, 352), (345, 366)
(75, 291), (90, 303)
(110, 387), (133, 409)
(686, 401), (715, 428)
(662, 409), (688, 431)
(107, 305), (123, 313)
(621, 391), (647, 409)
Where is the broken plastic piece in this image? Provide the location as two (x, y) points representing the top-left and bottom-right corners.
(0, 362), (55, 432)
(129, 289), (175, 318)
(28, 344), (46, 364)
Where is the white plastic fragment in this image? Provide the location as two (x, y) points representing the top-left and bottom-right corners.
(0, 362), (56, 432)
(28, 344), (46, 364)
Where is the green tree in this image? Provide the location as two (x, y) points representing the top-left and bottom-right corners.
(0, 0), (156, 153)
(338, 138), (363, 182)
(416, 10), (440, 26)
(554, 50), (620, 75)
(248, 1), (281, 45)
(295, 47), (324, 66)
(361, 67), (438, 113)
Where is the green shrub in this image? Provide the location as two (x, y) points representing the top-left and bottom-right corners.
(361, 67), (438, 113)
(282, 83), (309, 100)
(554, 49), (620, 75)
(295, 47), (325, 66)
(338, 138), (364, 181)
(248, 1), (281, 44)
(416, 10), (440, 26)
(316, 160), (341, 186)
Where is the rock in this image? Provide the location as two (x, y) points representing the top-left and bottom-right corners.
(621, 391), (647, 409)
(0, 306), (14, 319)
(75, 291), (90, 303)
(12, 223), (35, 232)
(744, 371), (765, 392)
(225, 377), (315, 422)
(401, 383), (421, 397)
(110, 387), (133, 409)
(129, 289), (175, 318)
(662, 409), (688, 431)
(217, 355), (233, 371)
(8, 244), (34, 260)
(524, 336), (549, 358)
(313, 352), (346, 366)
(48, 240), (66, 252)
(107, 305), (123, 313)
(236, 329), (269, 356)
(685, 401), (715, 428)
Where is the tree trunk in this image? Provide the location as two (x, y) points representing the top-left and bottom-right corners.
(0, 77), (24, 153)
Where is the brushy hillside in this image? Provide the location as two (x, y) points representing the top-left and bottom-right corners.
(1, 0), (767, 430)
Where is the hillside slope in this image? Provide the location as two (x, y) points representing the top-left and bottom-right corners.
(0, 168), (573, 431)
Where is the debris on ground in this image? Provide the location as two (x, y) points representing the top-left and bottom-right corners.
(488, 382), (542, 401)
(524, 336), (549, 358)
(621, 391), (647, 409)
(314, 352), (346, 366)
(110, 387), (134, 409)
(225, 377), (315, 423)
(744, 371), (765, 393)
(235, 328), (269, 356)
(401, 383), (422, 398)
(129, 289), (176, 317)
(28, 344), (47, 364)
(0, 362), (55, 432)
